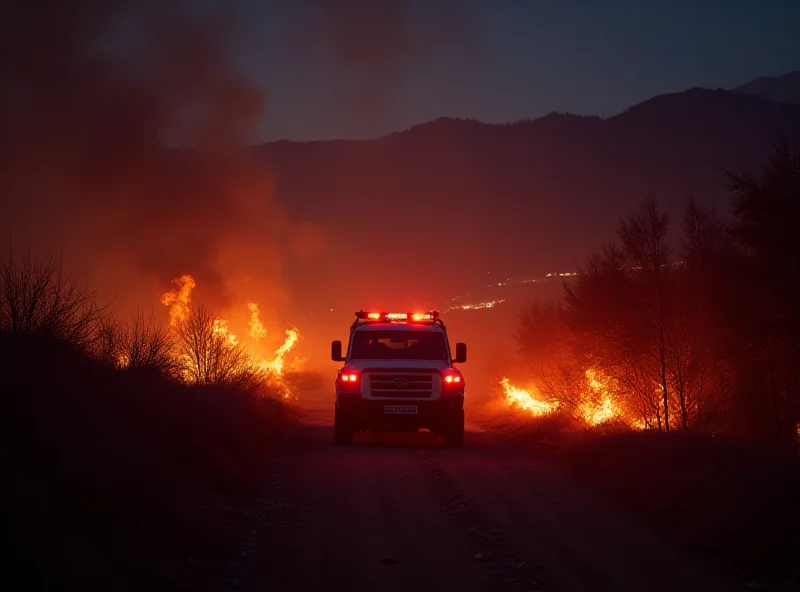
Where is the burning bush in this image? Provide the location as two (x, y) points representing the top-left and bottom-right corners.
(174, 304), (264, 393)
(0, 249), (302, 399)
(159, 273), (302, 399)
(499, 141), (800, 449)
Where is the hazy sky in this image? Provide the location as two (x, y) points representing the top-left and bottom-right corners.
(235, 0), (800, 142)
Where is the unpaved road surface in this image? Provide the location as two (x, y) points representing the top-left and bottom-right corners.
(215, 394), (739, 591)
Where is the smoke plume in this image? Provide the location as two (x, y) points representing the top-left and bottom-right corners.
(0, 0), (318, 318)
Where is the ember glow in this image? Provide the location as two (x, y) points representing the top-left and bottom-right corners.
(160, 274), (300, 398)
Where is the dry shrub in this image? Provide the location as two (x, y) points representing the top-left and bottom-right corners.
(0, 250), (102, 349)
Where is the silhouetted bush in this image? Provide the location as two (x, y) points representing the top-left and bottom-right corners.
(2, 331), (287, 589)
(0, 250), (102, 349)
(95, 309), (178, 377)
(0, 251), (289, 589)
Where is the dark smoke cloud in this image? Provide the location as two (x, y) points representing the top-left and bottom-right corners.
(0, 0), (478, 351)
(0, 0), (318, 317)
(284, 0), (479, 120)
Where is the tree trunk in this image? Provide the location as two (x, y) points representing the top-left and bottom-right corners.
(657, 297), (670, 432)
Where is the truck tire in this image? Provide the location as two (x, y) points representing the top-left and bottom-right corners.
(444, 409), (464, 447)
(334, 407), (353, 445)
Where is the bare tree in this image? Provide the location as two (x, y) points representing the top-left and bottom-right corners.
(728, 137), (800, 447)
(664, 292), (702, 429)
(618, 196), (672, 430)
(0, 249), (102, 349)
(564, 241), (662, 427)
(681, 196), (726, 268)
(668, 197), (731, 429)
(94, 313), (124, 366)
(175, 304), (263, 393)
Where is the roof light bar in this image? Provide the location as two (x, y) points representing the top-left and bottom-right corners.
(354, 310), (440, 321)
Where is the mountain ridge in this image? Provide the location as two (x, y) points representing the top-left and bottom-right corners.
(249, 79), (800, 315)
(256, 73), (800, 147)
(731, 70), (800, 105)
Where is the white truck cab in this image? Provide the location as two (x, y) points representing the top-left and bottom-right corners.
(330, 310), (467, 446)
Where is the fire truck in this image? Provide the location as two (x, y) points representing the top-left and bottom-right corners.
(331, 310), (467, 447)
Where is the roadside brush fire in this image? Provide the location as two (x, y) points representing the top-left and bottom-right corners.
(159, 274), (301, 399)
(111, 274), (303, 399)
(492, 369), (642, 431)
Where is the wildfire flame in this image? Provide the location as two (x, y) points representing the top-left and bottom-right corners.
(259, 328), (299, 377)
(248, 302), (267, 341)
(500, 367), (635, 428)
(500, 377), (559, 415)
(581, 368), (622, 426)
(161, 274), (195, 327)
(212, 318), (239, 346)
(160, 274), (300, 399)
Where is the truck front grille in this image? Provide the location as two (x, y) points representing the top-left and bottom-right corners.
(368, 372), (435, 398)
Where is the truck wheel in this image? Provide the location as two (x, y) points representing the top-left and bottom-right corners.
(334, 408), (353, 445)
(444, 409), (464, 448)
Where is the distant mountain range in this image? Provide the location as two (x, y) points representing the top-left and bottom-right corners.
(257, 72), (800, 315)
(731, 70), (800, 105)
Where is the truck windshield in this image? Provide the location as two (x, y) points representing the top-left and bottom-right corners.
(350, 330), (448, 360)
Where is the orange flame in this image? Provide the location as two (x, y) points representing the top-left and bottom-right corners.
(248, 302), (267, 342)
(160, 274), (300, 399)
(260, 328), (299, 377)
(160, 274), (195, 327)
(117, 352), (130, 369)
(500, 368), (637, 428)
(580, 368), (625, 425)
(212, 318), (239, 346)
(500, 377), (559, 415)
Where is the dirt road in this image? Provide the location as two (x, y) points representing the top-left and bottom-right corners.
(215, 393), (738, 592)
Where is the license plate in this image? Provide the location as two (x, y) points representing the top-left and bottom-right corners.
(384, 405), (418, 415)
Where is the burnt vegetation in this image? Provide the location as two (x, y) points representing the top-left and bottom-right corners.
(510, 138), (800, 586)
(1, 253), (288, 590)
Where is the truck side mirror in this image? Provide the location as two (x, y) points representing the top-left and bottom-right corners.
(454, 342), (467, 364)
(331, 340), (344, 362)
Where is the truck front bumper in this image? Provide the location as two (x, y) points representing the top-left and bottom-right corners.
(336, 393), (463, 432)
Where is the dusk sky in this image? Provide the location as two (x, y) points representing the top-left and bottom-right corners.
(235, 0), (800, 142)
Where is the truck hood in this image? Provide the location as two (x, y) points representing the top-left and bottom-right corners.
(345, 359), (451, 371)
